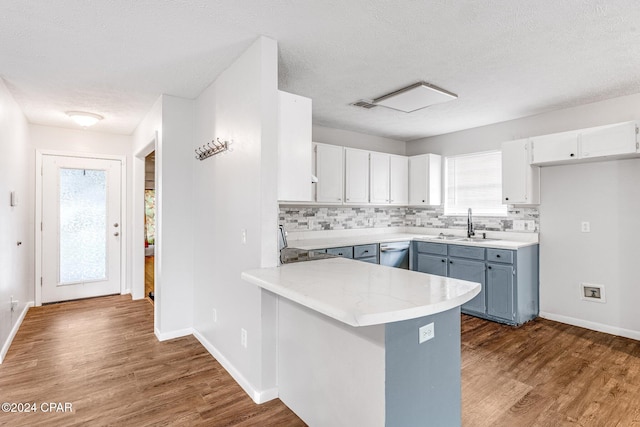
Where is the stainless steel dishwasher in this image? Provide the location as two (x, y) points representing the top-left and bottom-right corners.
(379, 241), (410, 269)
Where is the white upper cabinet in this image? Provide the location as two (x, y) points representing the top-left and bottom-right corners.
(369, 152), (390, 204)
(344, 148), (370, 204)
(409, 154), (442, 206)
(314, 143), (344, 203)
(501, 139), (540, 205)
(530, 131), (579, 165)
(580, 121), (638, 159)
(277, 91), (313, 202)
(389, 155), (409, 205)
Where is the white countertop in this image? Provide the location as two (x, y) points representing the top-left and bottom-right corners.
(241, 258), (480, 327)
(289, 231), (537, 250)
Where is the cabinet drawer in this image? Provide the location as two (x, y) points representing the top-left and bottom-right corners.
(415, 241), (447, 255)
(487, 249), (514, 264)
(448, 245), (485, 260)
(326, 246), (353, 259)
(354, 244), (378, 259)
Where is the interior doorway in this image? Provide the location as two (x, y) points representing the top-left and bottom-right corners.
(144, 151), (156, 302)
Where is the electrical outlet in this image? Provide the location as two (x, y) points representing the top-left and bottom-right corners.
(415, 217), (421, 226)
(212, 309), (217, 323)
(308, 220), (314, 230)
(581, 221), (590, 233)
(419, 322), (435, 344)
(241, 229), (247, 244)
(513, 220), (524, 231)
(241, 328), (248, 348)
(524, 220), (535, 231)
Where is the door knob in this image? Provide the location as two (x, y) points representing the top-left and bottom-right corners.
(114, 223), (119, 227)
(114, 232), (120, 237)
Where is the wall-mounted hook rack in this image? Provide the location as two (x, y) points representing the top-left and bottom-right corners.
(195, 138), (232, 161)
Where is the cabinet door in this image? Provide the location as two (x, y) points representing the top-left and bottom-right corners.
(580, 121), (638, 159)
(416, 254), (447, 276)
(409, 154), (441, 205)
(389, 155), (408, 205)
(448, 258), (486, 315)
(369, 152), (390, 204)
(277, 91), (313, 202)
(315, 143), (344, 203)
(486, 263), (515, 322)
(530, 131), (579, 165)
(344, 148), (370, 204)
(501, 138), (540, 204)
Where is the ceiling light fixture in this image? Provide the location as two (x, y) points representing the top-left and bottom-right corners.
(351, 82), (458, 113)
(66, 111), (104, 127)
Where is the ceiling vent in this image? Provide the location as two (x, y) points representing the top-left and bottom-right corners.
(350, 99), (378, 109)
(351, 82), (458, 113)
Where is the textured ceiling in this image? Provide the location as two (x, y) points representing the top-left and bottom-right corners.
(2, 1), (640, 140)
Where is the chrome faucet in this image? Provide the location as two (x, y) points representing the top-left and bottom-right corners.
(467, 208), (475, 238)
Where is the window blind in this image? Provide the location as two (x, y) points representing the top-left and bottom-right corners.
(444, 151), (507, 216)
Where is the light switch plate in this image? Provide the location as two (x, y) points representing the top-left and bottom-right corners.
(581, 221), (590, 233)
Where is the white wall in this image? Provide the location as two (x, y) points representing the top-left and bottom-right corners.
(313, 124), (406, 155)
(29, 124), (134, 297)
(192, 36), (279, 402)
(0, 79), (32, 362)
(407, 92), (640, 338)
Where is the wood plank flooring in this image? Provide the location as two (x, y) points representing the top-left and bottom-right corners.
(0, 295), (305, 426)
(145, 255), (154, 300)
(461, 314), (640, 426)
(2, 296), (640, 426)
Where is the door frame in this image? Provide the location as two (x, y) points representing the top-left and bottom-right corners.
(35, 150), (128, 306)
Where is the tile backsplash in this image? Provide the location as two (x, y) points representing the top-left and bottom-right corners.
(279, 205), (539, 233)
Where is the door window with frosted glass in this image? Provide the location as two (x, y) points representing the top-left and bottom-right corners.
(59, 168), (107, 284)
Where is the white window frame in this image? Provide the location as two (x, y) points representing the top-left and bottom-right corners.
(443, 150), (507, 217)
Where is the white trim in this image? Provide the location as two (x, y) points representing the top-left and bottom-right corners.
(154, 327), (193, 342)
(0, 302), (34, 363)
(539, 311), (640, 341)
(35, 150), (127, 306)
(193, 328), (279, 404)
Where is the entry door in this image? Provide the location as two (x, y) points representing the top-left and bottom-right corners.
(42, 155), (122, 303)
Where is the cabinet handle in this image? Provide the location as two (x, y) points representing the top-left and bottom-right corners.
(422, 199), (426, 203)
(505, 197), (509, 201)
(364, 250), (369, 253)
(496, 254), (501, 258)
(338, 253), (343, 256)
(441, 259), (446, 263)
(570, 153), (575, 157)
(449, 260), (453, 264)
(488, 266), (492, 269)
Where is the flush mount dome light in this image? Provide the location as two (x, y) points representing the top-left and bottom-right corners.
(66, 111), (104, 127)
(372, 81), (457, 113)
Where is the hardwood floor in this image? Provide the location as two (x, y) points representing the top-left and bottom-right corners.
(0, 295), (305, 427)
(145, 255), (154, 300)
(461, 314), (640, 426)
(2, 297), (640, 426)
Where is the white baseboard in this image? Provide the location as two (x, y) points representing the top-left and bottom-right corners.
(539, 311), (640, 341)
(154, 327), (194, 342)
(0, 301), (34, 364)
(193, 328), (279, 404)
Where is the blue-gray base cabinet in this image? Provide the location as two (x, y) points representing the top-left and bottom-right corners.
(411, 241), (539, 326)
(317, 244), (379, 264)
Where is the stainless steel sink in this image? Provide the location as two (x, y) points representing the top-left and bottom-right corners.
(456, 237), (499, 242)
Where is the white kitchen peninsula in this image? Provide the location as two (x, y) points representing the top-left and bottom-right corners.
(242, 258), (480, 427)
